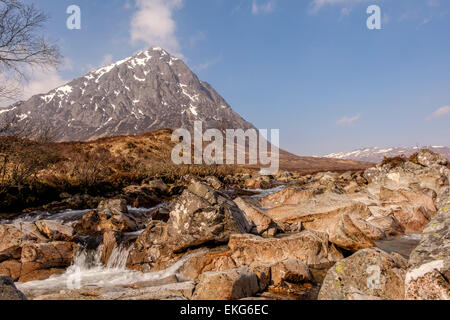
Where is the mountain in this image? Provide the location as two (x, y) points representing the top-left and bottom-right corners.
(324, 146), (450, 163)
(1, 47), (254, 141)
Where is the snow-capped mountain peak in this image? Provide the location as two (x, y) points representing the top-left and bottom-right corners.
(1, 47), (253, 141)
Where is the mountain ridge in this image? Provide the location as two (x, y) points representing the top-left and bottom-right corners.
(1, 47), (254, 141)
(325, 146), (450, 163)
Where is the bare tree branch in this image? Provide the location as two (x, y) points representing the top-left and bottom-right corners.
(0, 0), (61, 100)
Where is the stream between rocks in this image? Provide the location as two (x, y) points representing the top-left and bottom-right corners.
(0, 184), (421, 300)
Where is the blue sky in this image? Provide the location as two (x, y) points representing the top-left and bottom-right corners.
(12, 0), (450, 155)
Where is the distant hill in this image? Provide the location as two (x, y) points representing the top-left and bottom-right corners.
(324, 146), (450, 163)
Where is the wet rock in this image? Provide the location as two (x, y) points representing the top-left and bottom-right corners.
(101, 230), (121, 265)
(266, 194), (376, 252)
(127, 220), (170, 272)
(74, 199), (138, 235)
(261, 187), (315, 208)
(228, 231), (343, 269)
(35, 220), (74, 241)
(270, 259), (312, 286)
(318, 248), (408, 300)
(122, 185), (161, 208)
(234, 197), (276, 235)
(205, 176), (223, 190)
(244, 176), (273, 190)
(192, 267), (260, 300)
(0, 260), (22, 281)
(369, 216), (405, 238)
(145, 179), (169, 194)
(149, 207), (170, 222)
(405, 201), (450, 300)
(0, 225), (24, 261)
(12, 222), (48, 243)
(19, 242), (76, 282)
(0, 276), (27, 300)
(166, 189), (247, 253)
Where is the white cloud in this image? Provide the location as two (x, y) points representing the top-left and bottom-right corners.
(309, 0), (373, 14)
(0, 60), (72, 107)
(252, 0), (276, 15)
(21, 68), (68, 99)
(130, 0), (183, 54)
(337, 114), (361, 126)
(100, 54), (114, 67)
(192, 55), (222, 73)
(427, 106), (450, 120)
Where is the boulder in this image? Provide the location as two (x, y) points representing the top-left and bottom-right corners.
(0, 260), (22, 281)
(228, 231), (343, 269)
(35, 220), (74, 241)
(121, 185), (160, 208)
(270, 259), (312, 286)
(145, 179), (169, 194)
(417, 149), (448, 168)
(261, 187), (315, 208)
(405, 202), (450, 300)
(166, 190), (246, 253)
(74, 199), (138, 234)
(369, 216), (405, 238)
(0, 225), (24, 262)
(205, 176), (223, 190)
(318, 248), (408, 300)
(266, 194), (376, 252)
(192, 267), (260, 300)
(234, 197), (276, 235)
(127, 221), (170, 272)
(0, 276), (27, 300)
(19, 241), (76, 282)
(101, 230), (121, 265)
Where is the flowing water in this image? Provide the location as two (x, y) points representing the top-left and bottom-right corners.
(16, 244), (201, 298)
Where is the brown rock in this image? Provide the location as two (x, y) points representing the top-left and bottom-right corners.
(192, 267), (260, 300)
(101, 230), (120, 265)
(270, 259), (312, 286)
(228, 231), (343, 269)
(234, 197), (275, 235)
(35, 220), (74, 241)
(318, 248), (407, 300)
(19, 242), (76, 282)
(0, 260), (22, 281)
(74, 199), (138, 234)
(261, 187), (315, 208)
(0, 225), (24, 262)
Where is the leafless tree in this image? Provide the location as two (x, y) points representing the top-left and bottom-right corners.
(0, 0), (61, 100)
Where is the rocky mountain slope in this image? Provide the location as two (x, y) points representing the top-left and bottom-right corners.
(0, 47), (254, 141)
(325, 146), (450, 163)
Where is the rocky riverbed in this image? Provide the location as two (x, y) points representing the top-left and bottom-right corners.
(0, 149), (449, 300)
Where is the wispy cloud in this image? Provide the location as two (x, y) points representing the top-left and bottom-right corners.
(192, 55), (222, 73)
(337, 114), (361, 126)
(308, 0), (373, 14)
(130, 0), (183, 55)
(252, 0), (276, 15)
(427, 106), (450, 120)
